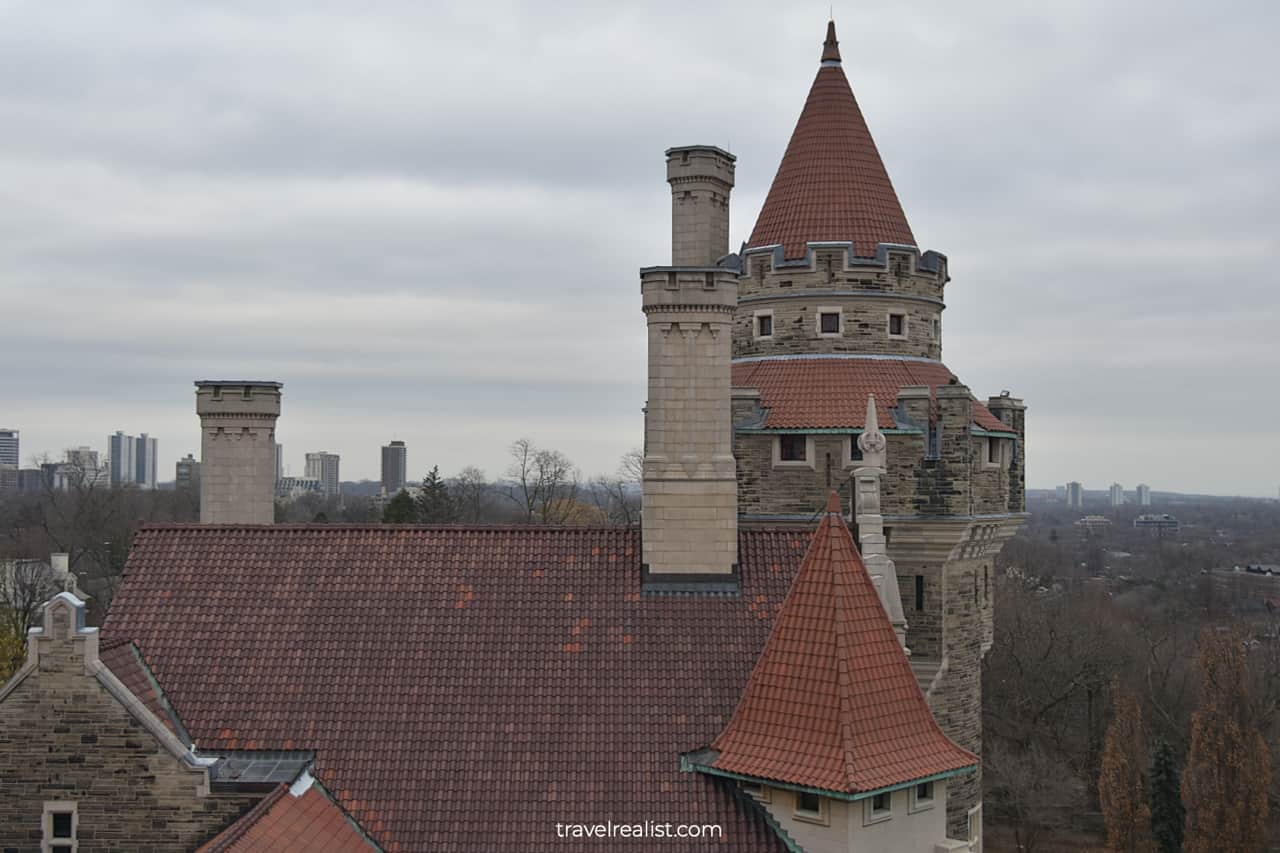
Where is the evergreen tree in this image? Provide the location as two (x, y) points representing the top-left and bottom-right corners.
(1149, 738), (1184, 853)
(1182, 629), (1270, 853)
(382, 490), (418, 524)
(1099, 682), (1156, 853)
(417, 465), (457, 523)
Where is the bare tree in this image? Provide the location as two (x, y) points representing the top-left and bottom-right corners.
(450, 466), (490, 523)
(590, 449), (643, 526)
(505, 438), (581, 524)
(0, 559), (62, 643)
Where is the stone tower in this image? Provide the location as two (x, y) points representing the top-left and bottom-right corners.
(721, 22), (1027, 842)
(639, 146), (739, 579)
(194, 381), (282, 525)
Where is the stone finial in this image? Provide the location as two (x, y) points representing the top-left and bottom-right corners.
(852, 394), (908, 650)
(822, 20), (841, 63)
(857, 394), (887, 469)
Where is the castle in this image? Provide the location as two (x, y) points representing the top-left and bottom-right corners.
(0, 21), (1022, 852)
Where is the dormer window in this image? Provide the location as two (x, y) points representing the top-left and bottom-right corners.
(817, 308), (842, 336)
(888, 313), (907, 338)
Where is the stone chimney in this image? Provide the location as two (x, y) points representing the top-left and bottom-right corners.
(665, 146), (735, 267)
(194, 381), (282, 524)
(640, 146), (738, 580)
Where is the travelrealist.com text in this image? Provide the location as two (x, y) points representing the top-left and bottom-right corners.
(554, 821), (724, 840)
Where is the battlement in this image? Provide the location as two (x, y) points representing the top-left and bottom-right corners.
(741, 241), (948, 280)
(194, 381), (283, 419)
(640, 268), (739, 314)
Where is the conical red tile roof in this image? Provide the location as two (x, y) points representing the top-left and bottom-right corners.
(746, 22), (915, 260)
(710, 493), (976, 794)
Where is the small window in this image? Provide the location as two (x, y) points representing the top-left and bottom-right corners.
(988, 438), (1000, 464)
(888, 313), (906, 337)
(43, 801), (77, 853)
(915, 575), (924, 611)
(52, 814), (72, 837)
(910, 781), (935, 813)
(756, 313), (773, 338)
(779, 435), (807, 462)
(865, 790), (892, 824)
(795, 790), (825, 822)
(850, 434), (863, 462)
(819, 311), (840, 334)
(933, 318), (940, 339)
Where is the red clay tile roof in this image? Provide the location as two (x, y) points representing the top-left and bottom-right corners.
(710, 495), (976, 793)
(104, 526), (811, 853)
(98, 637), (182, 738)
(746, 22), (915, 260)
(198, 783), (376, 853)
(732, 357), (1010, 432)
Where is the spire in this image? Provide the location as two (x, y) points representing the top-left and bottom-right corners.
(708, 498), (974, 794)
(822, 19), (841, 63)
(745, 22), (916, 260)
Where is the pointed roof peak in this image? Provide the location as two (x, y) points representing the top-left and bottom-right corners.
(822, 19), (841, 63)
(708, 501), (976, 794)
(745, 32), (916, 260)
(825, 489), (842, 515)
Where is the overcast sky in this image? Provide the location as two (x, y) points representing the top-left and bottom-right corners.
(2, 1), (1277, 496)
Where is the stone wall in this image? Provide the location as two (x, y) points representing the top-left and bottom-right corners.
(735, 246), (947, 361)
(0, 600), (256, 851)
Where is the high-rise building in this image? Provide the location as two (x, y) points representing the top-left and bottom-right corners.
(175, 454), (200, 490)
(305, 452), (341, 500)
(0, 429), (17, 467)
(135, 434), (157, 489)
(1109, 482), (1125, 507)
(1066, 481), (1084, 509)
(109, 432), (159, 489)
(381, 441), (408, 494)
(1136, 483), (1151, 506)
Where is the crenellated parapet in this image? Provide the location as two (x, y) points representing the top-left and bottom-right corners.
(735, 243), (949, 360)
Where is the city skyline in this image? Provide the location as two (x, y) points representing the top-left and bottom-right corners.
(2, 2), (1277, 495)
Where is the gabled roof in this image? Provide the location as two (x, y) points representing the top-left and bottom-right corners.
(732, 356), (1011, 432)
(103, 526), (809, 853)
(198, 781), (377, 853)
(708, 494), (976, 794)
(746, 21), (916, 260)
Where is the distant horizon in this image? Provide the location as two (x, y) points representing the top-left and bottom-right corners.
(4, 2), (1277, 497)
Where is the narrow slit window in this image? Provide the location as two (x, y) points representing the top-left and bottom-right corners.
(915, 575), (924, 611)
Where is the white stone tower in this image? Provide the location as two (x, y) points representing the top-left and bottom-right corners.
(640, 146), (738, 578)
(194, 380), (282, 524)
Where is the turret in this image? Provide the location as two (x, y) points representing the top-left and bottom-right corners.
(665, 146), (735, 267)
